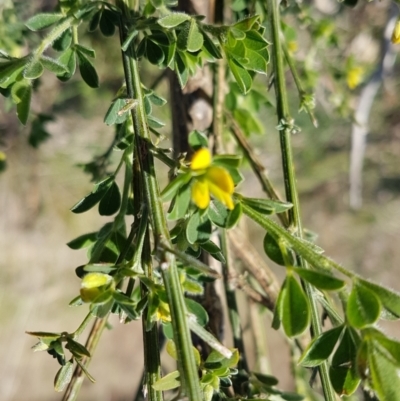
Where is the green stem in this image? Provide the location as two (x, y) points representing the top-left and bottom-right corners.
(282, 44), (318, 128)
(242, 202), (337, 400)
(267, 2), (336, 398)
(34, 16), (75, 58)
(117, 3), (201, 400)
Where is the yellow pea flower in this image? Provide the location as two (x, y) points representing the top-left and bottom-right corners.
(80, 272), (113, 303)
(190, 148), (234, 210)
(346, 66), (364, 90)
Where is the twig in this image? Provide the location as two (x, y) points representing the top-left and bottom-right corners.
(227, 112), (289, 227)
(228, 229), (280, 309)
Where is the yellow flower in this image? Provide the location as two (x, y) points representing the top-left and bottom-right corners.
(346, 66), (364, 90)
(392, 19), (400, 44)
(190, 148), (234, 210)
(80, 273), (113, 303)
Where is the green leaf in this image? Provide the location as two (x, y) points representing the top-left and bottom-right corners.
(185, 298), (208, 326)
(98, 182), (121, 216)
(200, 241), (226, 264)
(89, 10), (102, 32)
(226, 202), (242, 228)
(263, 232), (294, 266)
(23, 60), (44, 79)
(242, 197), (292, 214)
(75, 359), (96, 383)
(57, 48), (76, 81)
(244, 48), (268, 74)
(11, 80), (31, 125)
(370, 329), (400, 366)
(158, 12), (190, 28)
(76, 51), (99, 88)
(187, 20), (204, 52)
(212, 154), (242, 169)
(146, 40), (165, 65)
(204, 348), (238, 369)
(74, 44), (95, 59)
(359, 278), (400, 318)
(147, 114), (165, 129)
(52, 28), (72, 52)
(174, 51), (189, 88)
(368, 342), (400, 401)
(167, 182), (191, 220)
(347, 284), (381, 329)
(186, 212), (212, 244)
(233, 15), (260, 32)
(161, 173), (191, 202)
(253, 372), (279, 386)
(152, 370), (180, 391)
(71, 176), (114, 213)
(54, 361), (73, 392)
(280, 274), (310, 337)
(0, 58), (28, 87)
(99, 9), (116, 37)
(293, 268), (346, 291)
(166, 339), (178, 360)
(243, 30), (269, 51)
(26, 13), (64, 31)
(201, 31), (222, 59)
(40, 56), (67, 75)
(329, 327), (361, 395)
(83, 263), (116, 274)
(188, 130), (208, 150)
(104, 98), (129, 125)
(228, 57), (252, 94)
(67, 232), (98, 249)
(299, 325), (344, 367)
(208, 200), (229, 228)
(65, 338), (91, 359)
(26, 331), (61, 339)
(329, 366), (360, 397)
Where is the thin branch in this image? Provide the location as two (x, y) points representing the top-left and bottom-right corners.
(227, 112), (289, 227)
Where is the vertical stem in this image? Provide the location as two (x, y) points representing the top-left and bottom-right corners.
(117, 3), (201, 400)
(141, 230), (163, 401)
(267, 1), (336, 400)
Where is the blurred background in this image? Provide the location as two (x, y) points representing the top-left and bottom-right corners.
(1, 0), (400, 400)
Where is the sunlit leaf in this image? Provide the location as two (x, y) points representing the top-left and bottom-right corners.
(152, 370), (180, 391)
(26, 13), (64, 31)
(293, 268), (346, 291)
(158, 13), (190, 28)
(281, 274), (310, 337)
(347, 283), (381, 328)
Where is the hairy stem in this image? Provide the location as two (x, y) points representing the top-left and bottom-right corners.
(267, 1), (336, 399)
